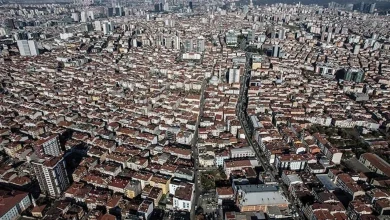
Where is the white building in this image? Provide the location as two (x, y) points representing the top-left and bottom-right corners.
(197, 35), (205, 52)
(226, 30), (238, 46)
(281, 172), (303, 188)
(215, 151), (230, 167)
(32, 157), (70, 197)
(102, 21), (113, 35)
(227, 67), (241, 84)
(169, 180), (184, 195)
(0, 190), (32, 220)
(81, 11), (87, 22)
(230, 147), (255, 158)
(88, 10), (95, 20)
(35, 134), (62, 157)
(71, 12), (80, 22)
(17, 40), (39, 56)
(274, 154), (307, 171)
(172, 183), (193, 211)
(94, 20), (102, 31)
(138, 200), (154, 220)
(60, 33), (74, 40)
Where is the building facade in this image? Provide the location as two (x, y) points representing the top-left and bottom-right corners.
(17, 40), (39, 56)
(32, 157), (70, 197)
(0, 190), (32, 220)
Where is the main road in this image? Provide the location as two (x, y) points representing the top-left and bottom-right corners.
(237, 52), (303, 220)
(190, 78), (207, 220)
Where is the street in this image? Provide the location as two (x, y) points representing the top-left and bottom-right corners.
(236, 52), (303, 220)
(190, 78), (207, 220)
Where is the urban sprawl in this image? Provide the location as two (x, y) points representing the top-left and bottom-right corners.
(0, 0), (390, 220)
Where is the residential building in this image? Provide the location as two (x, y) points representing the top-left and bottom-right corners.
(17, 40), (39, 56)
(224, 159), (258, 177)
(0, 189), (32, 220)
(343, 68), (365, 83)
(32, 157), (70, 197)
(124, 180), (142, 199)
(149, 174), (171, 195)
(173, 183), (193, 211)
(359, 153), (390, 177)
(230, 147), (255, 158)
(216, 186), (234, 205)
(226, 30), (238, 47)
(34, 134), (62, 157)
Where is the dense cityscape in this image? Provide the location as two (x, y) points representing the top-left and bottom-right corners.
(0, 0), (390, 220)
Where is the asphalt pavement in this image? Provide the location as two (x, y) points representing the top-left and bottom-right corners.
(236, 52), (303, 220)
(190, 78), (207, 220)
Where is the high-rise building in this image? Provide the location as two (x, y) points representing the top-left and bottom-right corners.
(197, 35), (205, 53)
(83, 23), (94, 32)
(4, 18), (15, 29)
(278, 28), (285, 40)
(103, 22), (109, 35)
(0, 27), (10, 36)
(0, 189), (32, 220)
(32, 157), (70, 197)
(270, 29), (276, 39)
(184, 39), (193, 52)
(154, 4), (160, 12)
(94, 20), (102, 31)
(163, 2), (169, 11)
(353, 44), (360, 55)
(226, 30), (238, 47)
(258, 35), (266, 43)
(189, 1), (193, 10)
(132, 38), (138, 48)
(102, 21), (113, 35)
(315, 62), (338, 76)
(17, 40), (39, 56)
(368, 3), (375, 13)
(88, 10), (95, 20)
(320, 32), (326, 41)
(71, 12), (80, 22)
(34, 135), (62, 157)
(14, 32), (28, 41)
(81, 11), (87, 22)
(345, 4), (354, 11)
(108, 7), (114, 17)
(359, 2), (365, 12)
(115, 7), (123, 16)
(248, 30), (255, 42)
(344, 68), (364, 83)
(227, 67), (241, 84)
(272, 45), (280, 57)
(327, 32), (332, 43)
(354, 2), (375, 13)
(173, 35), (181, 50)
